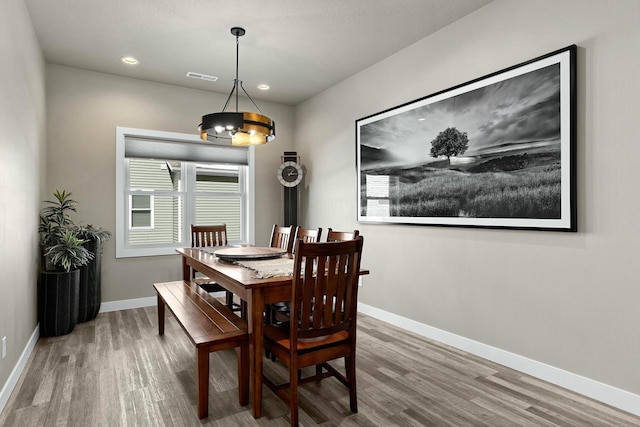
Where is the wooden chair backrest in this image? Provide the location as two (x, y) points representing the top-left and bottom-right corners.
(293, 227), (322, 245)
(191, 224), (228, 247)
(325, 228), (360, 242)
(290, 237), (364, 342)
(269, 224), (296, 253)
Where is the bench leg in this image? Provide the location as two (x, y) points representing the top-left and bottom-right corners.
(157, 294), (165, 336)
(196, 347), (209, 419)
(237, 341), (249, 406)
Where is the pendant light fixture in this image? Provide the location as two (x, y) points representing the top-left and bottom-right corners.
(199, 27), (276, 146)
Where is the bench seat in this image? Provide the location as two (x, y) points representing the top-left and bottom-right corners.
(154, 280), (248, 419)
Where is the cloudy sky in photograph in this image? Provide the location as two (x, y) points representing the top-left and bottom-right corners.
(360, 63), (561, 166)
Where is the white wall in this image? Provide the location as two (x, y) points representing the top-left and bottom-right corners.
(0, 0), (45, 403)
(45, 65), (294, 302)
(295, 0), (640, 398)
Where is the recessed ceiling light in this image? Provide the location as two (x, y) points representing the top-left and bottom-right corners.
(121, 56), (140, 65)
(257, 84), (270, 90)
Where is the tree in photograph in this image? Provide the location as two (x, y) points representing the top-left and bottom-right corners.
(429, 127), (469, 165)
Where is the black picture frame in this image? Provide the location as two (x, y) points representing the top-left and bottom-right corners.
(356, 45), (576, 231)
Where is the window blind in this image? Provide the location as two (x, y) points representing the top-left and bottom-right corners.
(124, 136), (249, 165)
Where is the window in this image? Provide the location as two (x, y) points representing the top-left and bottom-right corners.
(194, 163), (243, 240)
(116, 127), (255, 258)
(129, 193), (153, 228)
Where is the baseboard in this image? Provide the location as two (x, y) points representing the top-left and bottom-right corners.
(99, 296), (157, 313)
(98, 291), (228, 313)
(358, 303), (640, 417)
(0, 324), (39, 416)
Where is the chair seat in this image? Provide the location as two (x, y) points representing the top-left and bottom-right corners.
(272, 301), (290, 311)
(264, 324), (349, 351)
(271, 303), (291, 324)
(193, 277), (226, 293)
(197, 283), (226, 293)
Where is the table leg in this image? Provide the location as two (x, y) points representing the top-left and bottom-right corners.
(157, 294), (165, 335)
(249, 290), (264, 418)
(237, 344), (249, 406)
(182, 256), (190, 282)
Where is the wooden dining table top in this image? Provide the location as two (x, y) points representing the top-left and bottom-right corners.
(177, 246), (296, 288)
(178, 246), (369, 286)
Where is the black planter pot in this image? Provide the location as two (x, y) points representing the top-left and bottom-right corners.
(78, 238), (102, 323)
(39, 270), (80, 337)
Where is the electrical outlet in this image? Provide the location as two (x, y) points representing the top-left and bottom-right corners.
(1, 336), (6, 359)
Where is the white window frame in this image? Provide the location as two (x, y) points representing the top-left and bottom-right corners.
(129, 192), (154, 229)
(115, 127), (255, 258)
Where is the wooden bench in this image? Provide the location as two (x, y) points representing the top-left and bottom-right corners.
(154, 280), (249, 419)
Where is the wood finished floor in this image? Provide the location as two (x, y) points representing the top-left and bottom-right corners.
(1, 307), (639, 426)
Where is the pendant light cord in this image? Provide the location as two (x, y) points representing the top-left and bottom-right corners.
(235, 34), (239, 112)
(220, 29), (265, 116)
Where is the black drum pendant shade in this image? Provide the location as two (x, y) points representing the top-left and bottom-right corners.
(199, 27), (276, 146)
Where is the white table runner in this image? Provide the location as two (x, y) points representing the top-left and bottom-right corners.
(235, 257), (295, 278)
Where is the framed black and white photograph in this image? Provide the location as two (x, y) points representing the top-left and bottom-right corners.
(356, 45), (576, 231)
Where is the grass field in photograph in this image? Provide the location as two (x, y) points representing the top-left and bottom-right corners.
(362, 146), (562, 219)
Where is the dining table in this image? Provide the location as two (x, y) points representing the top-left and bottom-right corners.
(176, 245), (368, 418)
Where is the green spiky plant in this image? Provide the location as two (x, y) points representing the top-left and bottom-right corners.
(45, 229), (93, 272)
(70, 223), (112, 248)
(39, 189), (93, 272)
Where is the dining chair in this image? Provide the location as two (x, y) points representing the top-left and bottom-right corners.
(325, 228), (360, 242)
(264, 224), (298, 328)
(270, 226), (322, 325)
(190, 224), (240, 314)
(269, 224), (297, 253)
(292, 226), (322, 250)
(262, 237), (364, 427)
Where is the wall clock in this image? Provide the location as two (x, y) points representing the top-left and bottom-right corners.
(277, 161), (303, 187)
(278, 152), (302, 226)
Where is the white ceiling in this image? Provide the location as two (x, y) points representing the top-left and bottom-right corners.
(24, 0), (493, 106)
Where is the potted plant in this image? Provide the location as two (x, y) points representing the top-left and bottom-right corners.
(38, 190), (98, 336)
(39, 189), (77, 269)
(39, 229), (93, 337)
(71, 224), (111, 322)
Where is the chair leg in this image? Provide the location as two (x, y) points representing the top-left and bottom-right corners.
(265, 304), (273, 324)
(289, 359), (299, 427)
(240, 300), (247, 320)
(345, 355), (357, 413)
(265, 305), (272, 359)
(225, 291), (235, 311)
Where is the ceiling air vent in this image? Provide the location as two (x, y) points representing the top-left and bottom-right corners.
(186, 72), (218, 82)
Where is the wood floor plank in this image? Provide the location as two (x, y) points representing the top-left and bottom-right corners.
(470, 395), (558, 427)
(1, 309), (639, 426)
(516, 373), (640, 425)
